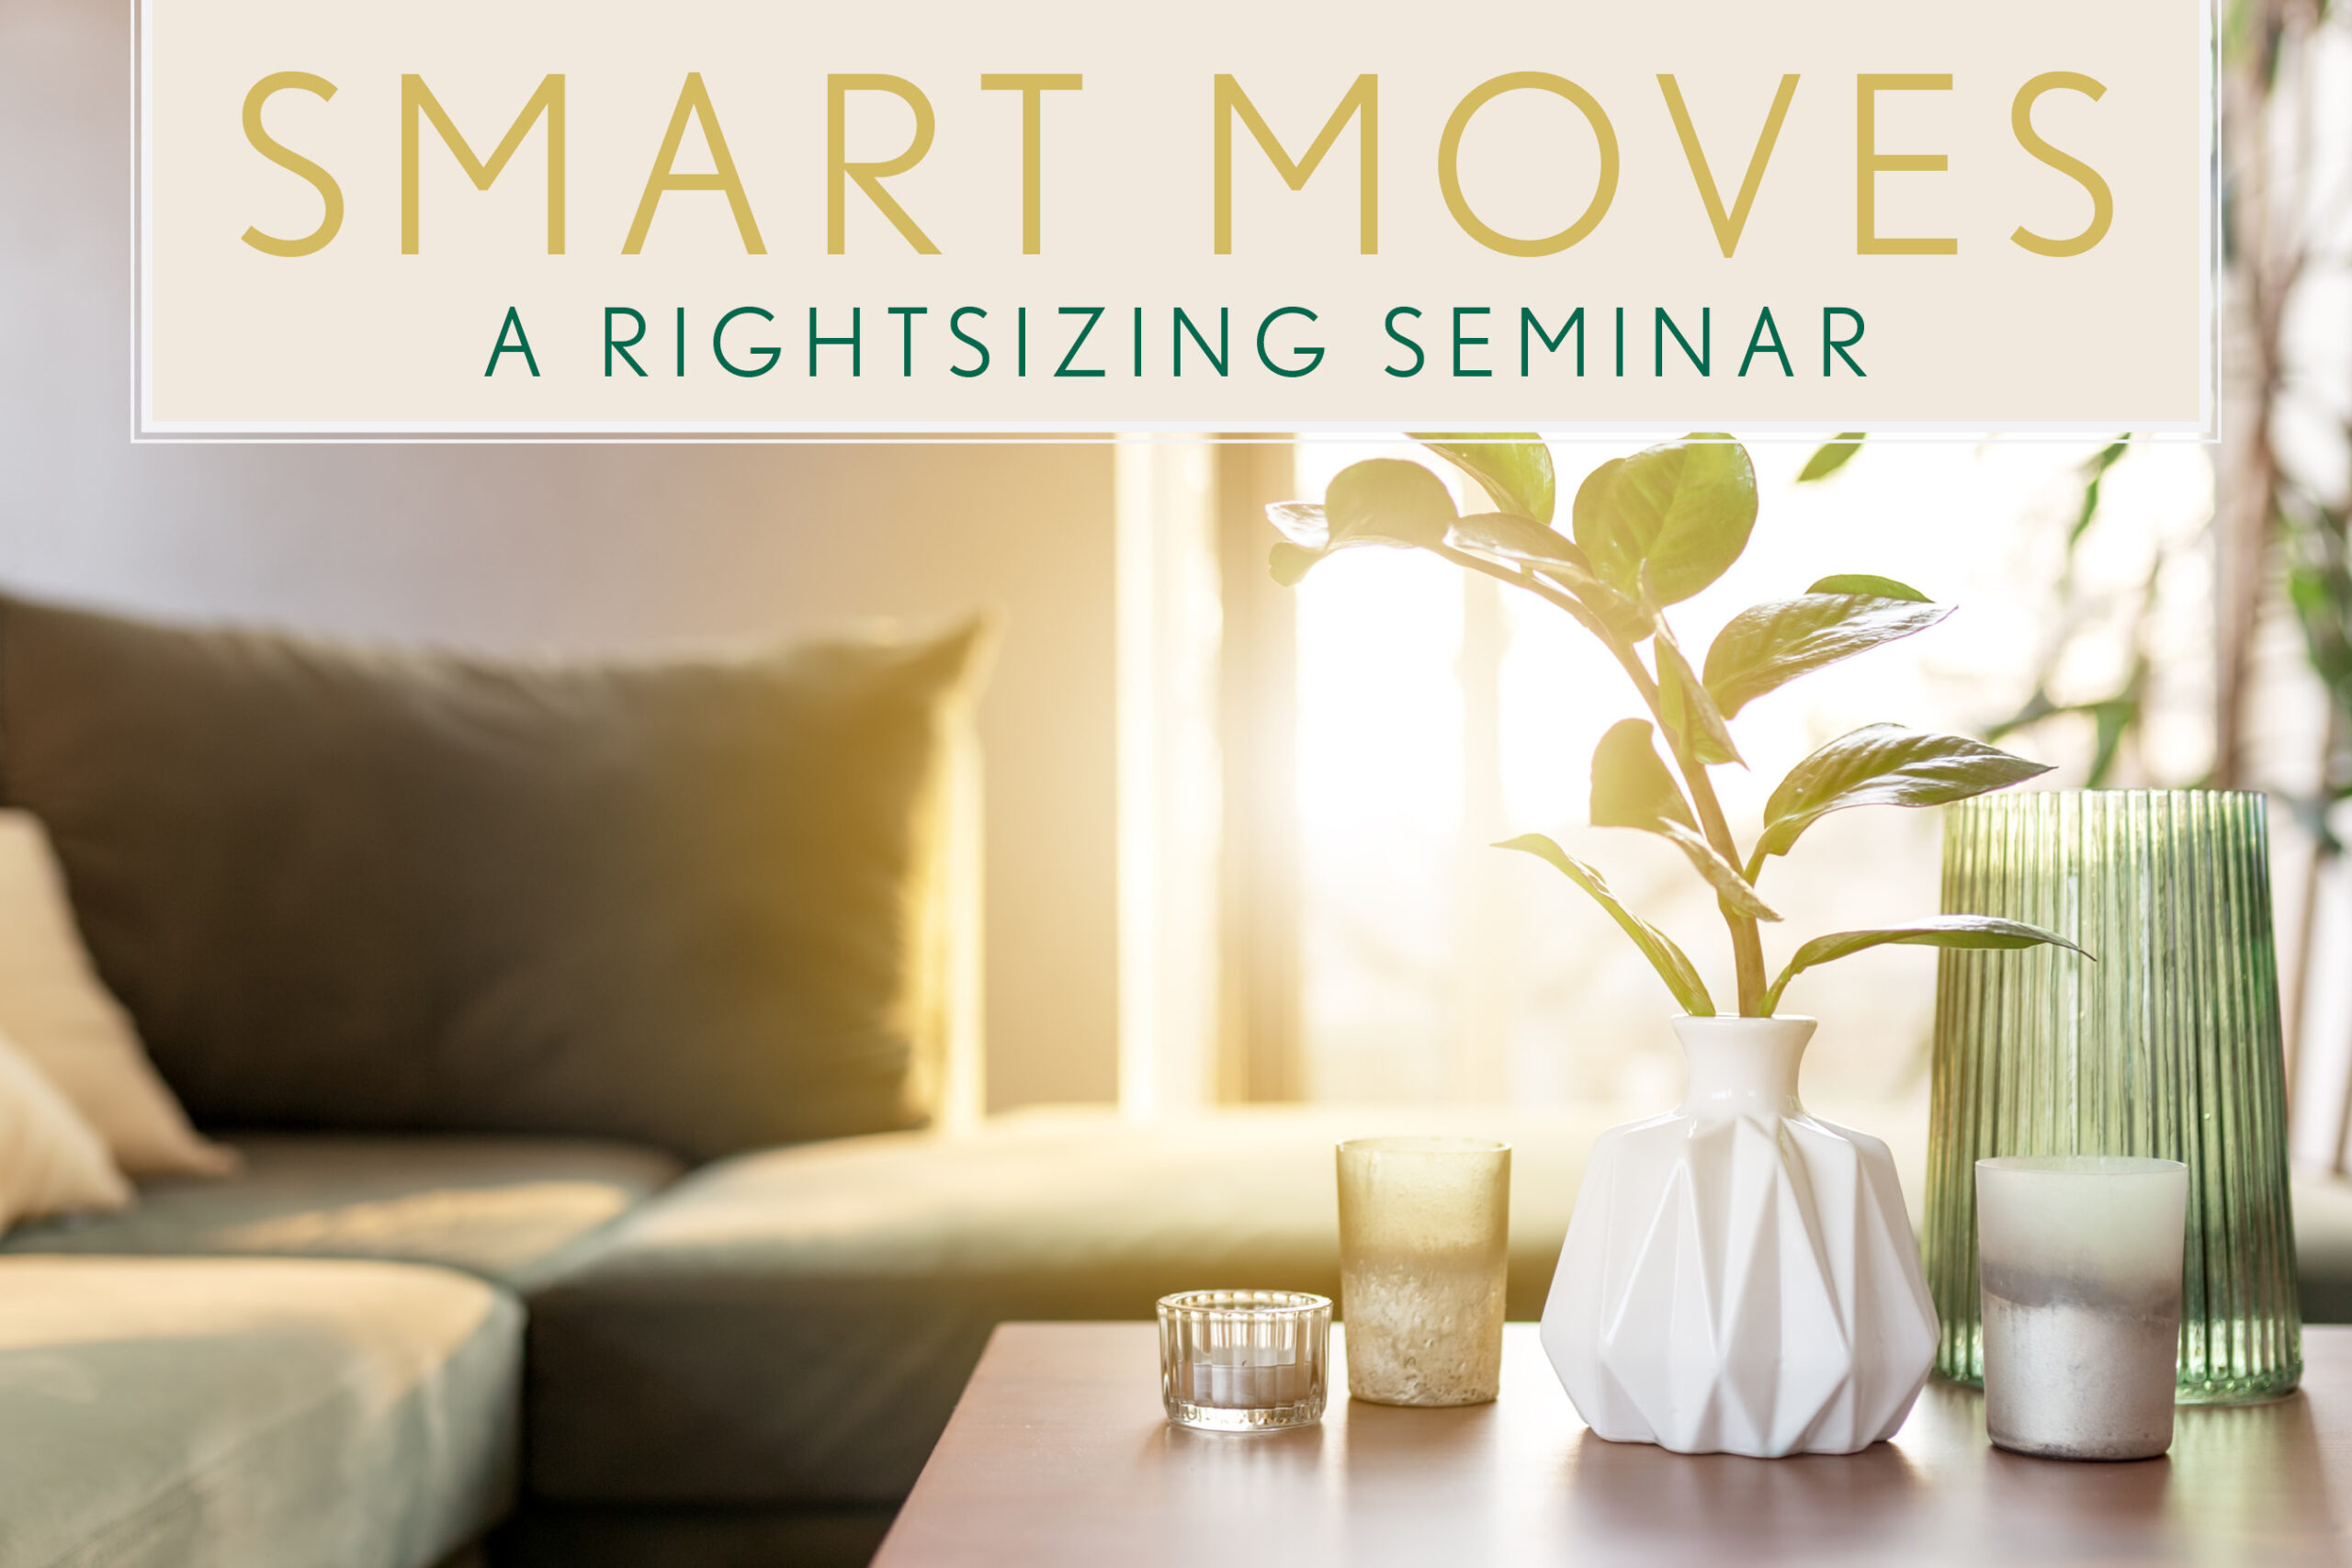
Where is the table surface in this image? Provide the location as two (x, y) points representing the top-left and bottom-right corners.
(873, 1323), (2351, 1568)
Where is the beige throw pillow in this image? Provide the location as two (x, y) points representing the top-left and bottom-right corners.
(0, 812), (235, 1176)
(0, 1026), (130, 1228)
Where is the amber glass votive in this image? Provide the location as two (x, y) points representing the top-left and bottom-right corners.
(1337, 1136), (1511, 1406)
(1157, 1290), (1331, 1432)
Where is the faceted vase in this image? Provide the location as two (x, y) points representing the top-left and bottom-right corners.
(1927, 790), (2301, 1403)
(1540, 1016), (1938, 1457)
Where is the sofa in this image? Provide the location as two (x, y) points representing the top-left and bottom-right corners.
(0, 592), (2346, 1568)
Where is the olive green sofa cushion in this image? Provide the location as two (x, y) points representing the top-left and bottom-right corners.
(0, 594), (985, 1161)
(3, 1134), (680, 1293)
(0, 1256), (519, 1568)
(522, 1106), (1618, 1507)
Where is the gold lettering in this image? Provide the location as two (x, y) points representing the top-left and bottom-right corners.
(1857, 73), (1957, 255)
(1440, 73), (1618, 257)
(979, 74), (1081, 255)
(1213, 74), (1378, 255)
(240, 73), (343, 257)
(2010, 72), (2112, 257)
(830, 74), (940, 254)
(625, 73), (764, 255)
(401, 74), (564, 255)
(1659, 73), (1799, 259)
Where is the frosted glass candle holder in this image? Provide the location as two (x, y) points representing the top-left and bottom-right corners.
(1157, 1290), (1330, 1432)
(1336, 1136), (1510, 1407)
(1978, 1156), (2188, 1461)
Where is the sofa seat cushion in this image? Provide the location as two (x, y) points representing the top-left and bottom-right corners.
(0, 1256), (519, 1568)
(524, 1105), (1633, 1506)
(3, 1134), (680, 1292)
(526, 1100), (2352, 1511)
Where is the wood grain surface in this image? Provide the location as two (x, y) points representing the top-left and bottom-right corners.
(876, 1323), (2351, 1567)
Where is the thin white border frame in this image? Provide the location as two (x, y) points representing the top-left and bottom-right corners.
(131, 0), (2224, 446)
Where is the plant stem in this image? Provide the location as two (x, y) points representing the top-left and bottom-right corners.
(1663, 707), (1770, 1016)
(1430, 543), (1770, 1013)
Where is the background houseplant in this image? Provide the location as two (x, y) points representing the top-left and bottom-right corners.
(1268, 433), (2084, 1455)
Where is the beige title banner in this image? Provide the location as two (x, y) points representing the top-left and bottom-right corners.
(138, 0), (2215, 436)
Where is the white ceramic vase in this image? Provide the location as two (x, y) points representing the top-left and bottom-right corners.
(1540, 1015), (1937, 1457)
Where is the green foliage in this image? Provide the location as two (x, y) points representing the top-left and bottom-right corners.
(1702, 590), (1951, 719)
(1758, 724), (2052, 861)
(1589, 720), (1780, 921)
(1654, 628), (1741, 766)
(1805, 573), (1927, 601)
(2070, 438), (2132, 547)
(1412, 434), (1556, 523)
(1589, 716), (1698, 833)
(1441, 509), (1587, 572)
(1265, 434), (2075, 1016)
(1759, 917), (2090, 1016)
(1796, 434), (1867, 483)
(1442, 512), (1650, 637)
(2280, 492), (2352, 844)
(1574, 435), (1758, 604)
(1978, 436), (2163, 787)
(1497, 835), (1715, 1016)
(1325, 458), (1454, 549)
(1264, 458), (1457, 585)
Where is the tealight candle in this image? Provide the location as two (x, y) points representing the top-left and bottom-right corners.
(1157, 1290), (1330, 1432)
(1336, 1136), (1510, 1407)
(1976, 1156), (2188, 1461)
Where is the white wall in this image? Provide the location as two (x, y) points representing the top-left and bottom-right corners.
(0, 0), (1119, 1111)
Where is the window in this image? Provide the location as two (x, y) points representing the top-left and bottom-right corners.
(1121, 434), (2343, 1151)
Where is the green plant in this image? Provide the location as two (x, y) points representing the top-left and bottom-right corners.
(1267, 433), (2086, 1018)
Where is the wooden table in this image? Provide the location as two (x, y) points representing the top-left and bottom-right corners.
(875, 1323), (2351, 1567)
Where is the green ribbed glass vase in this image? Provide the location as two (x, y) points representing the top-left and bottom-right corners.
(1926, 790), (2301, 1403)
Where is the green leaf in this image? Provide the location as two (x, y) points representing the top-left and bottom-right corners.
(1758, 724), (2052, 859)
(1591, 718), (1779, 920)
(1496, 834), (1715, 1016)
(1262, 462), (1457, 587)
(1796, 434), (1866, 483)
(1657, 819), (1782, 920)
(1442, 511), (1587, 574)
(1590, 717), (1697, 832)
(2069, 437), (2132, 549)
(1654, 629), (1741, 766)
(1444, 513), (1651, 638)
(2085, 693), (2135, 788)
(1265, 502), (1329, 547)
(1325, 458), (1456, 548)
(1805, 573), (1928, 602)
(1569, 457), (1633, 594)
(1577, 435), (1758, 604)
(1702, 591), (1953, 718)
(1269, 542), (1323, 586)
(1760, 915), (2089, 1015)
(1412, 434), (1556, 524)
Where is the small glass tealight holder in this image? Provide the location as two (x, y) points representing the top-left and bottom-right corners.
(1157, 1290), (1331, 1432)
(1977, 1156), (2188, 1461)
